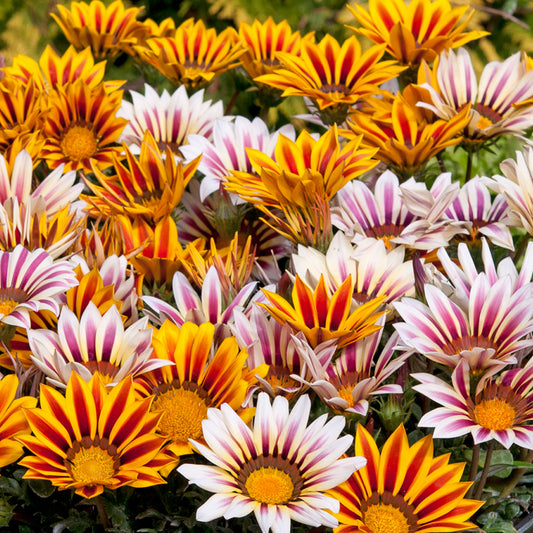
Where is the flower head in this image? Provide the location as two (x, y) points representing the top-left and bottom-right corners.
(18, 373), (174, 498)
(328, 423), (482, 532)
(178, 391), (366, 532)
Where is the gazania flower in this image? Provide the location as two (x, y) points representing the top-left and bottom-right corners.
(51, 0), (148, 59)
(82, 130), (200, 223)
(118, 84), (225, 155)
(238, 17), (313, 80)
(394, 278), (533, 372)
(136, 19), (245, 89)
(4, 45), (108, 92)
(347, 0), (487, 70)
(28, 302), (166, 388)
(177, 391), (366, 532)
(260, 275), (386, 349)
(345, 86), (470, 179)
(332, 170), (465, 252)
(414, 359), (533, 449)
(490, 147), (533, 236)
(296, 321), (408, 416)
(0, 374), (37, 468)
(137, 320), (266, 459)
(41, 80), (127, 173)
(444, 176), (513, 249)
(0, 245), (77, 329)
(225, 126), (378, 249)
(143, 266), (259, 345)
(329, 423), (482, 532)
(18, 373), (174, 498)
(256, 35), (403, 125)
(418, 48), (533, 146)
(0, 76), (45, 153)
(180, 116), (295, 201)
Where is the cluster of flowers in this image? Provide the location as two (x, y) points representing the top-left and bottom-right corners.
(1, 0), (533, 530)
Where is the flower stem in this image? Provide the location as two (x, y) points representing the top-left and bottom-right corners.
(473, 441), (494, 500)
(466, 443), (480, 498)
(465, 147), (474, 183)
(224, 89), (240, 115)
(94, 494), (111, 530)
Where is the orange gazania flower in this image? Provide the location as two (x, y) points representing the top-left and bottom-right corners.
(225, 125), (378, 248)
(238, 17), (313, 80)
(345, 86), (470, 179)
(4, 45), (108, 92)
(0, 374), (37, 468)
(260, 275), (386, 349)
(329, 424), (483, 533)
(18, 373), (174, 498)
(41, 80), (127, 173)
(255, 34), (404, 125)
(136, 18), (245, 89)
(347, 0), (488, 70)
(137, 320), (267, 460)
(82, 131), (200, 222)
(0, 76), (45, 154)
(51, 0), (148, 60)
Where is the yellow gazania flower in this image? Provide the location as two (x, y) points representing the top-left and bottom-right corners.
(41, 80), (127, 173)
(82, 131), (200, 223)
(225, 125), (378, 248)
(4, 45), (108, 92)
(347, 0), (488, 70)
(329, 424), (483, 533)
(0, 76), (45, 153)
(255, 34), (404, 125)
(259, 275), (386, 349)
(238, 17), (314, 80)
(51, 0), (148, 60)
(136, 18), (245, 89)
(0, 374), (37, 468)
(345, 86), (470, 180)
(18, 373), (175, 499)
(137, 320), (267, 462)
(65, 264), (123, 320)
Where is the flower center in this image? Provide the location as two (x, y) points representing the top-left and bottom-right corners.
(474, 398), (516, 430)
(61, 125), (98, 161)
(363, 503), (411, 533)
(152, 387), (208, 443)
(0, 288), (27, 318)
(0, 298), (18, 317)
(68, 445), (116, 486)
(244, 467), (295, 505)
(474, 103), (503, 129)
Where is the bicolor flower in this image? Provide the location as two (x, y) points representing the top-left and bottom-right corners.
(178, 392), (366, 533)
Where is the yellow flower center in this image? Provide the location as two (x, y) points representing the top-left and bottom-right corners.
(61, 125), (98, 161)
(244, 467), (294, 505)
(476, 115), (493, 130)
(363, 503), (411, 533)
(474, 398), (516, 430)
(69, 445), (116, 486)
(152, 387), (208, 443)
(0, 298), (17, 317)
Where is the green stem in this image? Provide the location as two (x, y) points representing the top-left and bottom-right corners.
(466, 443), (480, 498)
(500, 448), (533, 498)
(94, 494), (111, 530)
(436, 153), (447, 174)
(224, 89), (240, 115)
(512, 233), (530, 265)
(465, 148), (474, 183)
(473, 441), (494, 501)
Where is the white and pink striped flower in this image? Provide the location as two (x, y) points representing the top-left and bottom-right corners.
(394, 277), (533, 372)
(118, 84), (226, 154)
(0, 245), (77, 328)
(27, 302), (167, 388)
(414, 360), (533, 449)
(419, 47), (533, 143)
(177, 391), (366, 533)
